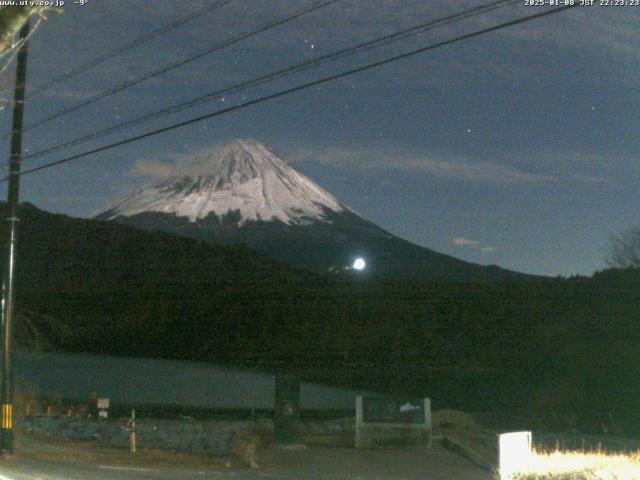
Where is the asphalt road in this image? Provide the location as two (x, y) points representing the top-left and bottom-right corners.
(1, 430), (491, 480)
(0, 445), (490, 480)
(0, 458), (257, 480)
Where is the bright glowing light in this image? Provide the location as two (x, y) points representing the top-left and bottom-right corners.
(499, 431), (532, 480)
(353, 258), (366, 271)
(518, 450), (640, 480)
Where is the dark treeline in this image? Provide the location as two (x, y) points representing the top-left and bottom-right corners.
(5, 204), (640, 434)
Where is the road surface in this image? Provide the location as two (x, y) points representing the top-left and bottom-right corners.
(0, 431), (491, 479)
(0, 444), (490, 480)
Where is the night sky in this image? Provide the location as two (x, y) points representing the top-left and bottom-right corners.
(0, 0), (637, 277)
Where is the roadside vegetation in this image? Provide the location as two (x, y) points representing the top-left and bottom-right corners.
(511, 449), (640, 480)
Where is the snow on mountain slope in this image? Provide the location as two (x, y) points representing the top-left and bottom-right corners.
(99, 140), (346, 226)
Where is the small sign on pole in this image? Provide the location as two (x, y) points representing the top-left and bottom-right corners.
(97, 398), (109, 419)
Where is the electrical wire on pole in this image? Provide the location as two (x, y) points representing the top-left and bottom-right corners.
(0, 5), (577, 183)
(21, 0), (519, 163)
(26, 0), (235, 98)
(3, 0), (340, 139)
(0, 18), (30, 455)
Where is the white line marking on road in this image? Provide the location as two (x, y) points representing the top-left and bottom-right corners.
(99, 465), (153, 472)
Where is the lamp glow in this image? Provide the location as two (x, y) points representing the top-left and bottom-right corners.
(353, 258), (366, 271)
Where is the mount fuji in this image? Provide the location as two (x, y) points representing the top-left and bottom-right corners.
(96, 140), (527, 281)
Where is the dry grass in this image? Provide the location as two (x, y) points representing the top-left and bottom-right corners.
(510, 449), (640, 480)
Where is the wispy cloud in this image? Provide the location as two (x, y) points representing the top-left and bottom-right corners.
(290, 141), (636, 188)
(128, 140), (557, 186)
(518, 149), (632, 187)
(452, 236), (495, 253)
(127, 143), (254, 179)
(453, 236), (479, 247)
(128, 158), (179, 178)
(405, 157), (557, 185)
(502, 8), (640, 61)
(129, 140), (623, 190)
(291, 144), (558, 185)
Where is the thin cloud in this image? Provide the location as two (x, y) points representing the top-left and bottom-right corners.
(128, 159), (179, 178)
(292, 144), (558, 185)
(453, 236), (479, 247)
(127, 142), (265, 179)
(403, 157), (557, 185)
(453, 237), (495, 253)
(503, 8), (640, 61)
(129, 141), (622, 189)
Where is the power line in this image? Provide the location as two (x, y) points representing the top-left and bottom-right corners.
(1, 5), (577, 183)
(8, 0), (341, 138)
(23, 0), (519, 162)
(27, 0), (235, 98)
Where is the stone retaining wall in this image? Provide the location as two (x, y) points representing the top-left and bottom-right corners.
(19, 416), (273, 455)
(18, 416), (355, 455)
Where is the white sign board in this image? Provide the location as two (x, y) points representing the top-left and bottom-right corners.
(499, 431), (532, 480)
(355, 396), (431, 448)
(97, 398), (110, 409)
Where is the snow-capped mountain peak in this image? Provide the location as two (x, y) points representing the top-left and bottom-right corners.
(98, 140), (346, 225)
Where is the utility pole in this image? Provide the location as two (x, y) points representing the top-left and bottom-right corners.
(0, 18), (30, 455)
